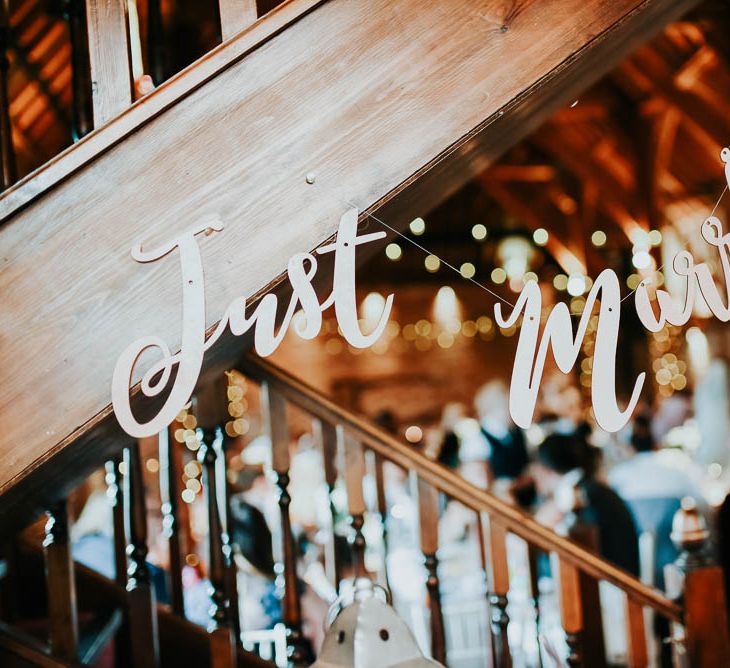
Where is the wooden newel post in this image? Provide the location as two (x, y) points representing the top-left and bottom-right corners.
(665, 498), (730, 668)
(416, 475), (446, 665)
(198, 427), (237, 668)
(124, 441), (160, 668)
(43, 500), (79, 662)
(262, 382), (308, 665)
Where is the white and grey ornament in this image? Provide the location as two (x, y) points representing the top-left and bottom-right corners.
(312, 583), (444, 668)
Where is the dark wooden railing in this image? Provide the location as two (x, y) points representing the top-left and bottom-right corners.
(236, 354), (730, 668)
(0, 354), (729, 666)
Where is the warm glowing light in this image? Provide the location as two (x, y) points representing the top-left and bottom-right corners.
(181, 489), (196, 504)
(424, 255), (440, 272)
(361, 292), (387, 324)
(385, 243), (402, 260)
(591, 230), (607, 247)
(437, 332), (454, 348)
(631, 229), (650, 250)
(686, 327), (710, 379)
(566, 274), (586, 297)
(524, 272), (538, 283)
(410, 218), (426, 235)
(184, 461), (201, 478)
(460, 262), (476, 279)
(648, 229), (662, 246)
(533, 228), (549, 246)
(434, 286), (461, 327)
(405, 426), (423, 443)
(491, 268), (507, 284)
(553, 274), (568, 290)
(632, 250), (652, 270)
(472, 224), (487, 241)
(498, 236), (533, 279)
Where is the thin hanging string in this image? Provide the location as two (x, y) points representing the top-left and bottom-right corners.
(347, 181), (728, 316)
(346, 201), (518, 309)
(618, 184), (728, 304)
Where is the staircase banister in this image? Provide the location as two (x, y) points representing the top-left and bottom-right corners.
(237, 353), (682, 622)
(0, 0), (324, 223)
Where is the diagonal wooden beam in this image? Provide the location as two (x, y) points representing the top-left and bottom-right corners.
(0, 0), (699, 529)
(479, 176), (587, 276)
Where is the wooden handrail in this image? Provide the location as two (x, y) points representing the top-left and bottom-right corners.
(237, 353), (682, 622)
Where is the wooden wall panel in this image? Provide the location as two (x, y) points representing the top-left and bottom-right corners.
(0, 0), (697, 524)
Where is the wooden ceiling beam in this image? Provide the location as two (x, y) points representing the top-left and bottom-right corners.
(479, 176), (587, 276)
(532, 128), (647, 242)
(487, 164), (557, 183)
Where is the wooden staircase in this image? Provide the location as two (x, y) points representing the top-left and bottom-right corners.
(0, 0), (701, 533)
(0, 354), (728, 666)
(1, 0), (728, 666)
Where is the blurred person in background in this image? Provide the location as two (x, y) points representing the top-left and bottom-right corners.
(533, 433), (640, 576)
(460, 381), (529, 493)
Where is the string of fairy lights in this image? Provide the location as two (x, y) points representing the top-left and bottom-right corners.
(351, 200), (725, 404)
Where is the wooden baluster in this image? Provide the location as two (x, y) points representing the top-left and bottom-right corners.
(159, 426), (184, 616)
(217, 430), (242, 644)
(625, 598), (648, 668)
(479, 512), (511, 668)
(556, 555), (583, 668)
(197, 376), (241, 645)
(124, 441), (160, 668)
(106, 456), (131, 668)
(146, 0), (165, 85)
(43, 501), (78, 662)
(563, 488), (606, 667)
(0, 0), (16, 189)
(373, 453), (391, 591)
(665, 500), (730, 668)
(475, 512), (497, 664)
(198, 427), (236, 668)
(416, 476), (446, 665)
(106, 457), (127, 587)
(262, 382), (307, 665)
(62, 0), (93, 139)
(218, 0), (258, 42)
(342, 433), (367, 580)
(317, 420), (345, 593)
(86, 0), (133, 127)
(527, 544), (544, 668)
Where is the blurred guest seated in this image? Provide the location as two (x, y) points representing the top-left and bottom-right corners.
(436, 402), (465, 469)
(462, 380), (529, 483)
(609, 414), (705, 588)
(609, 414), (704, 504)
(534, 434), (640, 576)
